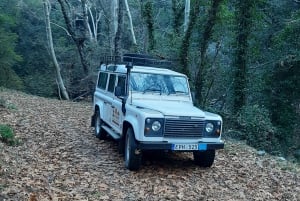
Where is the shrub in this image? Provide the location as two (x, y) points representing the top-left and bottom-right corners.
(0, 66), (23, 90)
(236, 105), (279, 153)
(0, 97), (17, 110)
(0, 124), (19, 146)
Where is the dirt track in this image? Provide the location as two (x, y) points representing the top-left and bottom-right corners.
(0, 90), (299, 200)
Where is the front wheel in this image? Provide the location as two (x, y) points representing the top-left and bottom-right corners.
(193, 150), (215, 167)
(94, 111), (106, 140)
(125, 128), (142, 171)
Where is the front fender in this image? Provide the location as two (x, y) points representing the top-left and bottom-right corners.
(123, 114), (142, 141)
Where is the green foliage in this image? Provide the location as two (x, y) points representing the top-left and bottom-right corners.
(13, 0), (56, 97)
(0, 124), (19, 146)
(269, 60), (300, 156)
(171, 0), (184, 35)
(0, 1), (23, 90)
(273, 10), (300, 59)
(0, 2), (22, 66)
(236, 105), (278, 153)
(23, 72), (56, 97)
(217, 1), (234, 24)
(0, 66), (23, 90)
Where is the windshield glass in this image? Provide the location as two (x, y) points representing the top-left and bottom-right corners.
(130, 72), (189, 95)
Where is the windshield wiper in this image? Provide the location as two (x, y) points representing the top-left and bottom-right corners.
(168, 90), (187, 95)
(143, 88), (162, 95)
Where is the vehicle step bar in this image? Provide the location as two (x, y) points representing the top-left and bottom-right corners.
(101, 125), (121, 140)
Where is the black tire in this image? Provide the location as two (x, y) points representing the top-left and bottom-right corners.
(125, 128), (142, 171)
(193, 150), (216, 167)
(118, 137), (125, 155)
(94, 111), (106, 140)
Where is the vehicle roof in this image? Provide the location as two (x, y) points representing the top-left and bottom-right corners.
(99, 64), (187, 77)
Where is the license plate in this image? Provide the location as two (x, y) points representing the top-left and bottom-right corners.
(172, 144), (198, 150)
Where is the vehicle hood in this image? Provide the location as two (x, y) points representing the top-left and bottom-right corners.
(131, 99), (205, 117)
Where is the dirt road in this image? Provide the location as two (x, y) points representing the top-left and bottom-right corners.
(0, 90), (299, 200)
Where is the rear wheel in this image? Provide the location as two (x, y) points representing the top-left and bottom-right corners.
(193, 150), (215, 167)
(125, 128), (142, 171)
(94, 111), (106, 140)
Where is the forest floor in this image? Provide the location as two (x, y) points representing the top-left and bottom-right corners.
(0, 89), (299, 201)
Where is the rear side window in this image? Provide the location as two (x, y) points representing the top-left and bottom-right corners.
(108, 74), (116, 92)
(97, 72), (108, 89)
(117, 75), (126, 95)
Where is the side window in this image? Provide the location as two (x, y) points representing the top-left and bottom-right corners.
(97, 72), (108, 90)
(117, 75), (126, 95)
(107, 74), (116, 93)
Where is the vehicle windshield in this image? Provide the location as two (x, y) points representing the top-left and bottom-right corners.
(130, 72), (189, 95)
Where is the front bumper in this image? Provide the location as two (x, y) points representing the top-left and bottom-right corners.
(137, 141), (224, 151)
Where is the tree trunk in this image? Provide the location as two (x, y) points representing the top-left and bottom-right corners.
(87, 4), (102, 43)
(233, 0), (255, 112)
(184, 0), (190, 32)
(142, 1), (155, 52)
(81, 0), (93, 42)
(195, 0), (223, 106)
(171, 0), (184, 35)
(43, 0), (69, 100)
(179, 0), (200, 77)
(114, 0), (124, 57)
(124, 0), (137, 45)
(112, 0), (119, 35)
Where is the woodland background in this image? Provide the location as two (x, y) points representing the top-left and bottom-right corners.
(0, 0), (299, 161)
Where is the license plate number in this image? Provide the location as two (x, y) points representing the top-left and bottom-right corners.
(172, 144), (198, 150)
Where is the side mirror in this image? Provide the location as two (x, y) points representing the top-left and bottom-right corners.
(115, 86), (124, 97)
(191, 91), (196, 103)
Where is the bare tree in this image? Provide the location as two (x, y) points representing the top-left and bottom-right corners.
(86, 1), (102, 42)
(57, 0), (89, 75)
(43, 0), (69, 100)
(124, 0), (137, 45)
(112, 0), (119, 35)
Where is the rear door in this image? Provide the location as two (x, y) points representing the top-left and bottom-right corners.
(103, 73), (117, 125)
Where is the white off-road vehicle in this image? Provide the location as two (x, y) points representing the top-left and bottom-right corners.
(91, 54), (224, 170)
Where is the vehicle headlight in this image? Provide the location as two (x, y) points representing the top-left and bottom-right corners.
(205, 122), (214, 133)
(152, 121), (161, 131)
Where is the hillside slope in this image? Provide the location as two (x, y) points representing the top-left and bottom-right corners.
(0, 89), (299, 201)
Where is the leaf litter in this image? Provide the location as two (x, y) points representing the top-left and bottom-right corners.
(0, 90), (299, 200)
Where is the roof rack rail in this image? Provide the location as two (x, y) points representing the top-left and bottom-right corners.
(99, 53), (174, 68)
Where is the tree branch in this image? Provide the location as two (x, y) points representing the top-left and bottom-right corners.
(50, 22), (71, 36)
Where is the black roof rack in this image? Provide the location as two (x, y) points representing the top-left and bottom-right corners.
(99, 53), (174, 68)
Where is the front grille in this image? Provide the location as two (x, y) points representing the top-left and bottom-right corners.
(164, 118), (204, 138)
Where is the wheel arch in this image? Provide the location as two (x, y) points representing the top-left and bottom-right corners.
(94, 103), (104, 119)
(122, 120), (138, 141)
(94, 104), (100, 113)
(122, 121), (133, 138)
